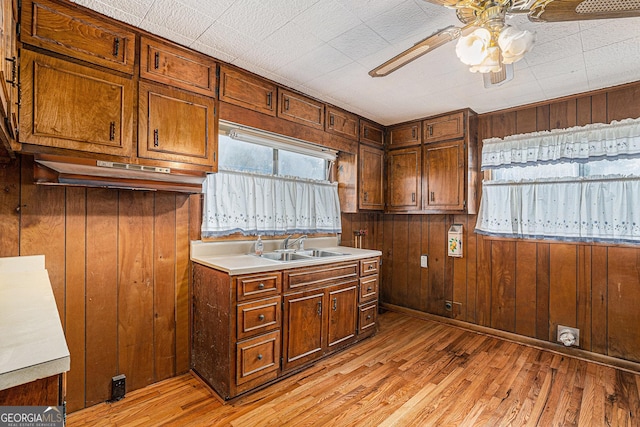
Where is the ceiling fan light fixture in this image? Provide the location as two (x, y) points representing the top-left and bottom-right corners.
(470, 45), (502, 73)
(498, 26), (535, 64)
(455, 27), (493, 66)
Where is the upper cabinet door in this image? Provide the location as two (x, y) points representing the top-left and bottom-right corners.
(138, 81), (217, 170)
(423, 140), (465, 211)
(219, 65), (276, 116)
(326, 106), (358, 140)
(388, 121), (421, 148)
(387, 146), (421, 211)
(21, 0), (136, 74)
(277, 88), (324, 129)
(423, 111), (465, 143)
(20, 49), (134, 157)
(359, 120), (384, 147)
(140, 36), (217, 97)
(359, 145), (384, 211)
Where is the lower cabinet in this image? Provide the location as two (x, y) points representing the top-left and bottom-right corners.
(192, 257), (379, 400)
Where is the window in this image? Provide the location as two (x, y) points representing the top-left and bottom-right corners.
(476, 118), (640, 244)
(202, 122), (342, 238)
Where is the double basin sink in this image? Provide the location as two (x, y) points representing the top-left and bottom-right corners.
(252, 248), (347, 262)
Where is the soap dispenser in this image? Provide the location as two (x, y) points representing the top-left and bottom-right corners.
(254, 235), (263, 255)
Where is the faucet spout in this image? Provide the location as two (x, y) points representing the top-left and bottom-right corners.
(283, 234), (307, 250)
(282, 235), (293, 250)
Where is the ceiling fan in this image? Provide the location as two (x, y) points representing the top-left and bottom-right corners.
(369, 0), (640, 86)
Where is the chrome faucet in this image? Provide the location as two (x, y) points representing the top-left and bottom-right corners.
(283, 234), (307, 251)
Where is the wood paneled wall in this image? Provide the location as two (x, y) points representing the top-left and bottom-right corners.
(342, 81), (640, 367)
(0, 156), (200, 412)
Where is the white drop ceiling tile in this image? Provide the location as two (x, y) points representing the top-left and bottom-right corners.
(216, 0), (293, 41)
(524, 33), (583, 67)
(266, 0), (324, 22)
(177, 0), (236, 20)
(539, 70), (589, 99)
(580, 18), (640, 52)
(364, 0), (430, 44)
(195, 21), (258, 58)
(144, 0), (216, 40)
(529, 54), (586, 81)
(337, 0), (407, 22)
(328, 24), (391, 61)
(239, 42), (294, 72)
(189, 40), (237, 63)
(138, 20), (196, 47)
(264, 22), (325, 61)
(293, 1), (362, 42)
(73, 0), (147, 26)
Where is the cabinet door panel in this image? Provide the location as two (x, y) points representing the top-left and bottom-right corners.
(423, 112), (464, 143)
(282, 290), (325, 371)
(22, 0), (135, 73)
(20, 50), (133, 157)
(327, 281), (358, 351)
(138, 81), (216, 168)
(140, 36), (216, 97)
(388, 122), (421, 147)
(326, 106), (358, 139)
(387, 147), (421, 211)
(360, 120), (384, 146)
(359, 145), (384, 211)
(219, 66), (276, 116)
(423, 140), (465, 211)
(278, 89), (324, 129)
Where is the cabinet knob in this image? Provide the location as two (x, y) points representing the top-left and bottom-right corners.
(257, 354), (263, 360)
(367, 287), (372, 292)
(368, 265), (374, 270)
(258, 314), (265, 321)
(366, 315), (372, 320)
(258, 282), (265, 290)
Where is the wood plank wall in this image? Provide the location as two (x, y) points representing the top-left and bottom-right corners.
(0, 155), (201, 412)
(342, 81), (640, 367)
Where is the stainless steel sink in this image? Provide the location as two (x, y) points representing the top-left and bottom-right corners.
(254, 252), (312, 262)
(252, 248), (347, 262)
(298, 249), (346, 258)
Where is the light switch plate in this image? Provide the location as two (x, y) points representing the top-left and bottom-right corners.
(420, 255), (428, 268)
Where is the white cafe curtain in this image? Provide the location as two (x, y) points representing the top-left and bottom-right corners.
(202, 171), (342, 238)
(476, 118), (640, 244)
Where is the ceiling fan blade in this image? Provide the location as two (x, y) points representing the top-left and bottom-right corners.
(530, 0), (640, 22)
(369, 25), (465, 77)
(420, 0), (459, 6)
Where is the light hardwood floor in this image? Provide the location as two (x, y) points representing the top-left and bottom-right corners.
(67, 311), (640, 426)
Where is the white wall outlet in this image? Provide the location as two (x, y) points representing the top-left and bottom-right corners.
(557, 325), (580, 347)
(420, 255), (428, 268)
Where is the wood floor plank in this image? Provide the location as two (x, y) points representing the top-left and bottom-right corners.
(67, 311), (640, 427)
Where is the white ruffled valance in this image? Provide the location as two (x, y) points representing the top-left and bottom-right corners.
(201, 171), (342, 238)
(481, 117), (640, 170)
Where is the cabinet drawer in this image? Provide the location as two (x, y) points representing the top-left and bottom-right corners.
(278, 88), (324, 129)
(236, 330), (280, 385)
(358, 302), (377, 334)
(284, 262), (358, 291)
(22, 0), (135, 74)
(140, 36), (217, 97)
(326, 106), (358, 140)
(236, 272), (281, 301)
(360, 258), (379, 276)
(237, 296), (281, 340)
(423, 112), (465, 143)
(359, 275), (378, 302)
(219, 66), (276, 116)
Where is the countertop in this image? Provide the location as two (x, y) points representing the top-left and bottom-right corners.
(191, 237), (382, 275)
(0, 255), (71, 391)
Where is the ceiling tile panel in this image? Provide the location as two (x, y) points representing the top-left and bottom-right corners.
(293, 1), (362, 42)
(328, 23), (391, 61)
(144, 0), (216, 40)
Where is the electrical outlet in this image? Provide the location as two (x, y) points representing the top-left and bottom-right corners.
(111, 374), (126, 401)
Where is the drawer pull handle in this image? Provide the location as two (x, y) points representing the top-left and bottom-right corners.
(5, 57), (16, 86)
(257, 354), (263, 360)
(412, 128), (416, 138)
(258, 282), (265, 290)
(109, 122), (116, 141)
(333, 297), (337, 311)
(317, 301), (322, 316)
(153, 129), (159, 147)
(154, 52), (160, 69)
(113, 38), (120, 57)
(258, 314), (265, 321)
(284, 98), (290, 111)
(266, 92), (272, 107)
(364, 128), (369, 138)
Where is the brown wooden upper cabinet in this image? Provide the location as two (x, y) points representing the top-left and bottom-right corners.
(21, 0), (136, 74)
(387, 121), (421, 148)
(387, 146), (421, 211)
(277, 88), (324, 130)
(359, 120), (384, 147)
(140, 36), (217, 97)
(326, 106), (358, 140)
(423, 111), (465, 143)
(0, 0), (18, 154)
(358, 145), (384, 211)
(138, 81), (217, 170)
(423, 140), (465, 211)
(20, 49), (134, 157)
(219, 65), (276, 116)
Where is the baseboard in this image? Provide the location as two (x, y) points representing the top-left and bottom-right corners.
(380, 302), (640, 375)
